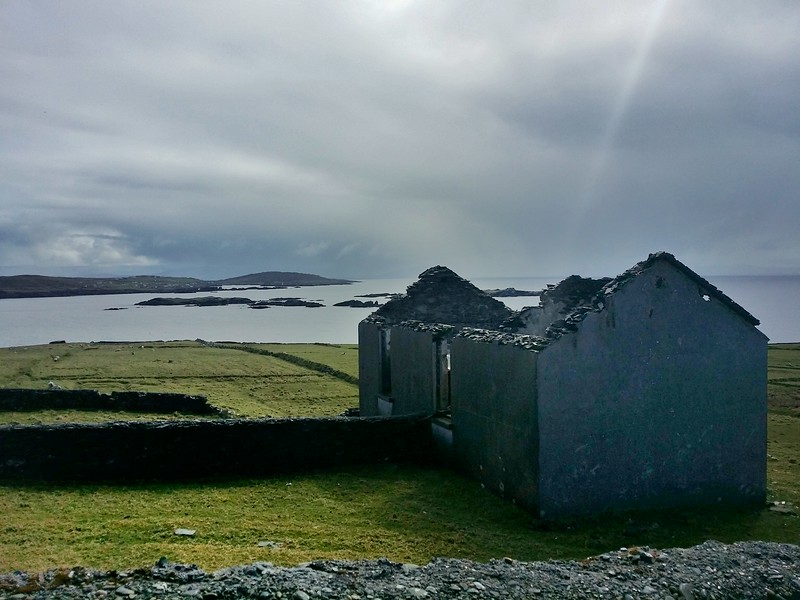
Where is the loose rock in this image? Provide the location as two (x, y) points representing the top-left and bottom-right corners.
(0, 541), (798, 599)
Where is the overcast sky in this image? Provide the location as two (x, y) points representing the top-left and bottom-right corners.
(1, 1), (798, 280)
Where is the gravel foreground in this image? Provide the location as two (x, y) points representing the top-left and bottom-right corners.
(1, 541), (798, 599)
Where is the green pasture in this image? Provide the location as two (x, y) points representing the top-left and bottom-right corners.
(0, 341), (358, 422)
(0, 341), (797, 572)
(767, 343), (800, 415)
(241, 343), (359, 379)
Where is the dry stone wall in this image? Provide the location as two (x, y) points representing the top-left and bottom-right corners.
(0, 416), (433, 482)
(0, 388), (222, 416)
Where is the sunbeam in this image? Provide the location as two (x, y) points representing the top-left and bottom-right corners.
(580, 0), (672, 209)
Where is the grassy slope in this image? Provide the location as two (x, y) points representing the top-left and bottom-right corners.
(0, 342), (797, 572)
(0, 275), (209, 299)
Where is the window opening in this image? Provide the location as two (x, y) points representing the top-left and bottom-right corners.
(379, 329), (392, 395)
(435, 340), (451, 413)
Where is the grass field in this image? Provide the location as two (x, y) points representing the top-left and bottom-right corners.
(767, 343), (800, 415)
(0, 341), (797, 572)
(240, 343), (360, 380)
(0, 341), (358, 423)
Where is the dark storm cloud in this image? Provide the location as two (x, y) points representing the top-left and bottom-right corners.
(1, 0), (798, 279)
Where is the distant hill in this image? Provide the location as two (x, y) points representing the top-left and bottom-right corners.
(0, 272), (355, 299)
(215, 271), (354, 286)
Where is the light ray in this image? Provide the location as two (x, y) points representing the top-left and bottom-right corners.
(580, 0), (672, 208)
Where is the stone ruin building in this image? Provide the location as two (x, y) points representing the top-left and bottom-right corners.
(359, 252), (768, 519)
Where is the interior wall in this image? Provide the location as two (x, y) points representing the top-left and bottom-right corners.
(450, 336), (540, 511)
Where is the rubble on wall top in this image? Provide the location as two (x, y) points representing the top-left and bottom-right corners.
(397, 320), (457, 339)
(418, 265), (460, 280)
(362, 314), (387, 326)
(500, 251), (761, 342)
(499, 275), (610, 340)
(370, 265), (513, 329)
(535, 251), (762, 335)
(365, 252), (761, 344)
(458, 328), (549, 352)
(541, 308), (595, 340)
(602, 252), (760, 326)
(541, 275), (612, 309)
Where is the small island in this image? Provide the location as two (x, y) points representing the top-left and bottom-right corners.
(249, 298), (325, 308)
(136, 297), (254, 307)
(333, 299), (381, 308)
(136, 296), (326, 309)
(135, 296), (384, 309)
(483, 287), (541, 297)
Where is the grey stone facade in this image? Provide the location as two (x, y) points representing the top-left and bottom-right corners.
(358, 253), (768, 518)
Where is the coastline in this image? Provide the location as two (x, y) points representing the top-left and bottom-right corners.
(0, 272), (355, 300)
(3, 275), (800, 347)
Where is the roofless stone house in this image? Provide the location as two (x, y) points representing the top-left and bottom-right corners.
(358, 253), (768, 519)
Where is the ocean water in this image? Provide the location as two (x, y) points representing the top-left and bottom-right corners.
(0, 275), (798, 348)
(705, 276), (800, 344)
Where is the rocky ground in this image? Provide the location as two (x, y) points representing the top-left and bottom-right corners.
(1, 541), (798, 599)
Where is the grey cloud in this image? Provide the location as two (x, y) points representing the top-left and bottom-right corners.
(1, 0), (799, 280)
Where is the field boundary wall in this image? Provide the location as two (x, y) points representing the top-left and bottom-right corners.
(0, 416), (433, 482)
(0, 388), (223, 416)
(212, 342), (359, 385)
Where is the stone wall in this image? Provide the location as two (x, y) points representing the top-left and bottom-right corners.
(450, 334), (540, 512)
(0, 416), (433, 482)
(0, 388), (222, 416)
(358, 320), (383, 417)
(390, 327), (437, 416)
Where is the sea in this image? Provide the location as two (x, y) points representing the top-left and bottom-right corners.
(0, 275), (798, 348)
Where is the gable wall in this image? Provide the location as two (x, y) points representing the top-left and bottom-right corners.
(517, 302), (565, 337)
(450, 337), (540, 511)
(535, 260), (767, 518)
